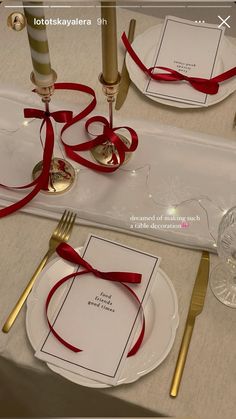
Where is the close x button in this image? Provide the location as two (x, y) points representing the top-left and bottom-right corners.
(217, 15), (231, 28)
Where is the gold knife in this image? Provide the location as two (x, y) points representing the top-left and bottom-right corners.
(170, 250), (210, 397)
(115, 19), (136, 110)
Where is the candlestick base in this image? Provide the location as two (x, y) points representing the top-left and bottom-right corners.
(90, 134), (131, 166)
(32, 158), (76, 194)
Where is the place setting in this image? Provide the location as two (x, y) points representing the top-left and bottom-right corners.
(27, 213), (179, 388)
(124, 14), (236, 108)
(2, 209), (179, 389)
(1, 1), (236, 413)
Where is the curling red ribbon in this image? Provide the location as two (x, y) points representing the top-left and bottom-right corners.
(0, 82), (138, 217)
(0, 107), (72, 217)
(61, 114), (138, 173)
(122, 32), (236, 95)
(46, 242), (145, 357)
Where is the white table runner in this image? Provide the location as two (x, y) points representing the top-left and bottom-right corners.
(0, 87), (235, 251)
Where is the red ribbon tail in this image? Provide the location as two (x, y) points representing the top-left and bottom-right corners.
(121, 32), (149, 74)
(128, 316), (145, 357)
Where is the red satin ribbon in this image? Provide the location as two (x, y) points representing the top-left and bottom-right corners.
(61, 115), (139, 173)
(46, 242), (145, 357)
(0, 107), (72, 217)
(0, 82), (138, 217)
(122, 32), (236, 95)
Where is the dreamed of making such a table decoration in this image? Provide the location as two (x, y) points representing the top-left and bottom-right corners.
(0, 1), (138, 218)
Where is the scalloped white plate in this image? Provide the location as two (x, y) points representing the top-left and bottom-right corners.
(26, 247), (179, 388)
(126, 24), (236, 108)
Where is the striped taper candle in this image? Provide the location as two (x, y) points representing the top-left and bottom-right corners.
(23, 1), (55, 87)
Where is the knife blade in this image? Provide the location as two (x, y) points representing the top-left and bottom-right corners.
(170, 250), (210, 397)
(115, 19), (136, 110)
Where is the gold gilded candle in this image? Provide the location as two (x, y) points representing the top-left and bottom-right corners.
(101, 1), (119, 84)
(23, 1), (54, 87)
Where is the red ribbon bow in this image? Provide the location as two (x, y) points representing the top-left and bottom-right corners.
(46, 242), (145, 356)
(0, 106), (72, 217)
(62, 114), (138, 172)
(24, 107), (73, 188)
(122, 32), (236, 95)
(54, 83), (138, 173)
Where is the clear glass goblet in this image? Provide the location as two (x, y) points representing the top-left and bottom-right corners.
(210, 206), (236, 308)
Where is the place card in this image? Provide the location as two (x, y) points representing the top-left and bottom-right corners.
(35, 235), (160, 385)
(144, 16), (225, 105)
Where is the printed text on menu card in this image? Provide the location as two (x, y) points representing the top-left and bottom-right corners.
(35, 235), (160, 385)
(145, 16), (224, 105)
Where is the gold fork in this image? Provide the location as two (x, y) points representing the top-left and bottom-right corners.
(2, 210), (76, 333)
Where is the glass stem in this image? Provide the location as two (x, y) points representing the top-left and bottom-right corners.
(43, 99), (55, 171)
(108, 99), (113, 129)
(44, 100), (50, 114)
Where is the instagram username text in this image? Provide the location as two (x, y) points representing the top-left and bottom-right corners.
(33, 18), (107, 27)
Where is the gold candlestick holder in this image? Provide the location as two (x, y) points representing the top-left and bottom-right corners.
(31, 72), (76, 194)
(90, 74), (131, 166)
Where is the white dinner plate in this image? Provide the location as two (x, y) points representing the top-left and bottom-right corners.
(126, 24), (236, 108)
(26, 247), (179, 388)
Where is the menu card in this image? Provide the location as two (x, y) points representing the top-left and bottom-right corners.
(145, 16), (224, 105)
(35, 235), (160, 385)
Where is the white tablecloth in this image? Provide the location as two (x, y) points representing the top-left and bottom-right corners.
(0, 4), (236, 419)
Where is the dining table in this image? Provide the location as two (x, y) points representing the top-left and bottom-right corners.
(0, 3), (236, 419)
